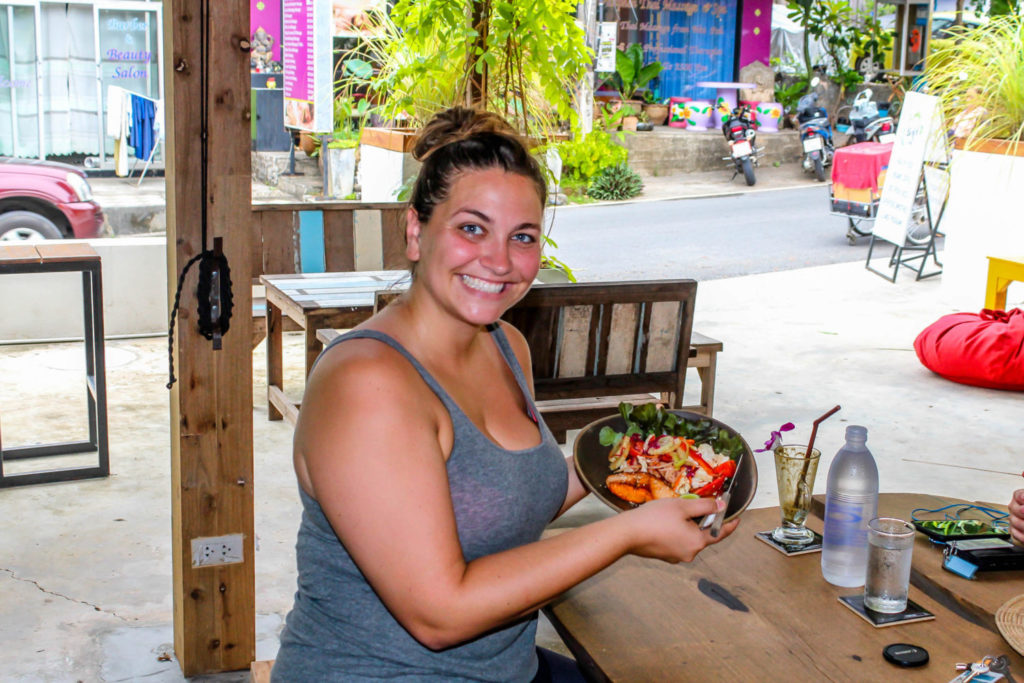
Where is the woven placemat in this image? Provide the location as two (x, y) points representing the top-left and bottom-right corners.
(996, 594), (1024, 656)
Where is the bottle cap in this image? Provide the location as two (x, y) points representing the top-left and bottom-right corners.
(846, 425), (868, 440)
(882, 643), (928, 667)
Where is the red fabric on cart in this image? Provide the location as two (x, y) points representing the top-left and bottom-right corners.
(831, 141), (893, 191)
(913, 308), (1024, 391)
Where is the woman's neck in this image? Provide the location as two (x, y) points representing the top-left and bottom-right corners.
(384, 285), (489, 364)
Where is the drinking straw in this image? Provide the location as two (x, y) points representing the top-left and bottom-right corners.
(793, 405), (842, 513)
(806, 405), (841, 458)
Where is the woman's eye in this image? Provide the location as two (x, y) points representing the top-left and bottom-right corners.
(460, 223), (484, 236)
(512, 233), (537, 244)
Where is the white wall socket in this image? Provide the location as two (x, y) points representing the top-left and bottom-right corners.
(191, 534), (244, 568)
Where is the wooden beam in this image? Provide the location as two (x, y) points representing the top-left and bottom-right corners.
(165, 0), (255, 675)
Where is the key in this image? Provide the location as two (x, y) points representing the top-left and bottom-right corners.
(962, 661), (992, 682)
(990, 655), (1018, 683)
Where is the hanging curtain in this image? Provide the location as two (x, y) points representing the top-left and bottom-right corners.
(40, 3), (98, 156)
(648, 0), (738, 101)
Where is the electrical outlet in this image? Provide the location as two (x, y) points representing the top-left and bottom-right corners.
(191, 534), (244, 568)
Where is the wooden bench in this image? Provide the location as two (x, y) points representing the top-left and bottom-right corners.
(318, 280), (722, 444)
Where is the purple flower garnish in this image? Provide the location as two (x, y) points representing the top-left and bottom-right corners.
(755, 422), (795, 452)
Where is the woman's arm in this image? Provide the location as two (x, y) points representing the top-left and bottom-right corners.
(296, 343), (737, 651)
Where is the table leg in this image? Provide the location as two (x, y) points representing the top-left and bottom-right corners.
(697, 350), (717, 417)
(985, 273), (1008, 310)
(305, 316), (325, 378)
(266, 299), (284, 421)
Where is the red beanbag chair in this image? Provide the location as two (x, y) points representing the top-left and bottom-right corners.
(914, 308), (1024, 391)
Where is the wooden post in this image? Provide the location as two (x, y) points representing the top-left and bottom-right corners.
(165, 0), (255, 675)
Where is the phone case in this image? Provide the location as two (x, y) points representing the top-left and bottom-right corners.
(913, 519), (1010, 542)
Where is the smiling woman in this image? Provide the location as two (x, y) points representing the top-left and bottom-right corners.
(271, 107), (740, 682)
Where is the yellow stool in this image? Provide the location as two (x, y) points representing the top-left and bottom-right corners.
(986, 256), (1024, 309)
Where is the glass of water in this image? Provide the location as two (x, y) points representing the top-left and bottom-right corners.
(864, 517), (916, 613)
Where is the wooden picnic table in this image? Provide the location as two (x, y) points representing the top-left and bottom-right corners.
(544, 493), (1024, 682)
(259, 270), (410, 423)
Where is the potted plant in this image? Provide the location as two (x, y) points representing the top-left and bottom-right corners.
(613, 44), (663, 112)
(324, 95), (371, 199)
(641, 92), (669, 126)
(619, 104), (640, 133)
(635, 110), (654, 132)
(922, 15), (1024, 308)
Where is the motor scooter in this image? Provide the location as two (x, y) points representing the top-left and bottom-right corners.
(848, 90), (896, 144)
(720, 105), (760, 186)
(796, 92), (834, 182)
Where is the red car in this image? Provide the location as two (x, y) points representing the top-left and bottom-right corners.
(0, 157), (105, 241)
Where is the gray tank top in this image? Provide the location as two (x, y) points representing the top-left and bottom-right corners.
(272, 325), (568, 682)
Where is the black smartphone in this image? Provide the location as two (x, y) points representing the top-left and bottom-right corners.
(913, 519), (1010, 542)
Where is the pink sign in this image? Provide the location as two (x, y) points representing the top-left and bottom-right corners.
(250, 0), (282, 69)
(283, 0), (331, 132)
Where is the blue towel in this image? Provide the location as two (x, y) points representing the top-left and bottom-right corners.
(129, 94), (155, 161)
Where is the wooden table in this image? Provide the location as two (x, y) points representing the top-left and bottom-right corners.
(0, 242), (109, 487)
(545, 493), (1024, 682)
(260, 270), (410, 423)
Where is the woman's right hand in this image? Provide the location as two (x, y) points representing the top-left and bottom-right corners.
(623, 497), (739, 564)
(1009, 489), (1024, 545)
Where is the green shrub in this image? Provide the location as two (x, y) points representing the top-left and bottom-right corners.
(587, 163), (643, 201)
(556, 130), (628, 183)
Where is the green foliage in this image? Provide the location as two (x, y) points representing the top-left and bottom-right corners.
(555, 129), (628, 183)
(924, 15), (1024, 146)
(586, 163), (643, 201)
(788, 0), (870, 95)
(600, 401), (746, 460)
(328, 96), (372, 149)
(333, 0), (592, 139)
(539, 235), (577, 282)
(775, 78), (809, 114)
(610, 44), (663, 101)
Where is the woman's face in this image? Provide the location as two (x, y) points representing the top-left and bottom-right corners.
(406, 167), (544, 327)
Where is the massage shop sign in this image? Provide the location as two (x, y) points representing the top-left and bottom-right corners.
(619, 0), (738, 98)
(283, 0), (333, 133)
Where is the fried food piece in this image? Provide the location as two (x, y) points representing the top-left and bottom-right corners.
(606, 473), (675, 504)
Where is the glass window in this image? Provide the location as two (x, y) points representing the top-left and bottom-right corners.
(98, 8), (160, 158)
(0, 5), (39, 158)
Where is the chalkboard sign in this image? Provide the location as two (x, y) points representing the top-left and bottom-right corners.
(872, 92), (946, 245)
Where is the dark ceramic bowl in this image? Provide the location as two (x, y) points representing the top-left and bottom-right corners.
(572, 410), (758, 524)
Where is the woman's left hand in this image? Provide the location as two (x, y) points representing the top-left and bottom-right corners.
(1009, 488), (1024, 545)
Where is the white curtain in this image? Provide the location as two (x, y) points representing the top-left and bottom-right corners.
(40, 3), (98, 155)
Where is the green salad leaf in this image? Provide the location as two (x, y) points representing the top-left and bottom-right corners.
(609, 401), (747, 461)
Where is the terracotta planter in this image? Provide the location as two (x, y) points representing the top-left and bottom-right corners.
(298, 132), (318, 156)
(643, 103), (669, 126)
(622, 116), (639, 132)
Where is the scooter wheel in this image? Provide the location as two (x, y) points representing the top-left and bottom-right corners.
(742, 158), (756, 186)
(814, 157), (826, 182)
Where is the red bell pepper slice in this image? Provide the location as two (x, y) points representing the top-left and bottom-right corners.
(713, 460), (737, 478)
(693, 476), (726, 497)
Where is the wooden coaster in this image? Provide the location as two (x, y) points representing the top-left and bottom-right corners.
(839, 595), (935, 628)
(996, 593), (1024, 656)
(756, 529), (823, 556)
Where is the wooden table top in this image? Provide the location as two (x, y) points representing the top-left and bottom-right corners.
(545, 493), (1024, 682)
(0, 242), (99, 266)
(260, 270), (411, 313)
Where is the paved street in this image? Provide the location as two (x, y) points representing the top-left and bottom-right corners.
(551, 184), (943, 282)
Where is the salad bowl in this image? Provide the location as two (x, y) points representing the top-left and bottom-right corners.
(572, 409), (758, 525)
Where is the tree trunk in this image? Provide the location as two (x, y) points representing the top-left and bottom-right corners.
(466, 0), (489, 108)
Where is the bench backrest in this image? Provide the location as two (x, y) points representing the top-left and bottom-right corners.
(501, 280), (697, 406)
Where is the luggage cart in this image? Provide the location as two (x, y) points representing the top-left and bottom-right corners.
(830, 184), (933, 246)
(830, 192), (880, 245)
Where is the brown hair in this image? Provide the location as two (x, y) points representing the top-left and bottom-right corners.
(408, 107), (547, 225)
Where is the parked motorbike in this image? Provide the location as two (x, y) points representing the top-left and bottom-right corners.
(796, 92), (834, 182)
(721, 105), (760, 186)
(848, 89), (896, 144)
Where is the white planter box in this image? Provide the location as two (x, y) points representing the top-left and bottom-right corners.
(357, 128), (420, 202)
(941, 146), (1024, 310)
(325, 146), (356, 198)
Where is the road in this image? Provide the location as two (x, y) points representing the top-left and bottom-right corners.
(547, 185), (934, 282)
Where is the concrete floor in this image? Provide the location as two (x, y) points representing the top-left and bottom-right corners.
(2, 258), (1023, 681)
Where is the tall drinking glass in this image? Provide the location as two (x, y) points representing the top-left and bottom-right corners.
(864, 518), (915, 613)
(772, 445), (821, 545)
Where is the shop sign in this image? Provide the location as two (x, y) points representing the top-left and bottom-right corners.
(283, 0), (332, 132)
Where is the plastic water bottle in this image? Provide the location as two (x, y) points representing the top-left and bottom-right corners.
(821, 425), (879, 587)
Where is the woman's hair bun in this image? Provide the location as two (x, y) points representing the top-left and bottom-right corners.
(412, 107), (520, 162)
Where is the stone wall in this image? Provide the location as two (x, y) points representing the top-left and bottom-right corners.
(619, 128), (804, 176)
